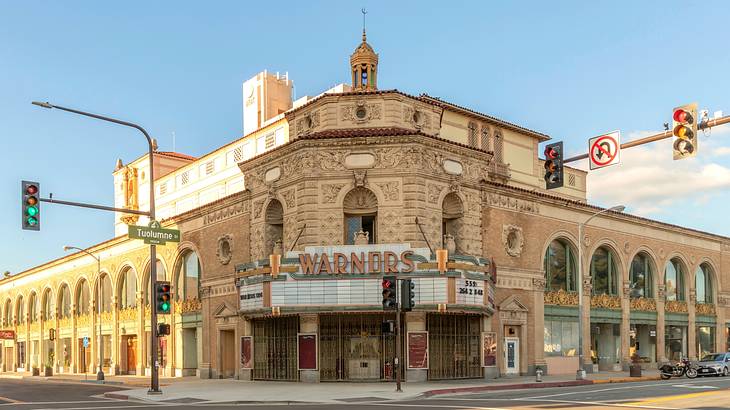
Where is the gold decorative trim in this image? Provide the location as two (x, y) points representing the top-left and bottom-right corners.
(630, 297), (656, 312)
(665, 300), (688, 313)
(76, 314), (91, 327)
(58, 317), (72, 329)
(544, 289), (578, 306)
(695, 303), (716, 316)
(175, 298), (202, 314)
(591, 294), (621, 310)
(118, 307), (139, 322)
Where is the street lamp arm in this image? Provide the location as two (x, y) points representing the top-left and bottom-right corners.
(582, 206), (624, 227)
(64, 246), (100, 263)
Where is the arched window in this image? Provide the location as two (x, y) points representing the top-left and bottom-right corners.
(75, 280), (90, 316)
(467, 122), (478, 147)
(144, 260), (166, 306)
(480, 125), (491, 151)
(28, 292), (39, 323)
(119, 267), (138, 309)
(42, 289), (53, 321)
(696, 263), (713, 304)
(665, 258), (686, 301)
(265, 200), (284, 255)
(176, 251), (201, 301)
(343, 187), (378, 245)
(629, 252), (654, 298)
(2, 299), (10, 326)
(591, 246), (619, 295)
(442, 193), (464, 253)
(16, 295), (25, 325)
(493, 131), (504, 162)
(58, 284), (71, 318)
(96, 273), (113, 313)
(544, 238), (577, 292)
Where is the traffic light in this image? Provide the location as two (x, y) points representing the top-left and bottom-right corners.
(21, 181), (40, 231)
(155, 281), (172, 314)
(672, 103), (698, 160)
(401, 279), (415, 312)
(157, 323), (170, 336)
(381, 276), (397, 310)
(543, 142), (563, 190)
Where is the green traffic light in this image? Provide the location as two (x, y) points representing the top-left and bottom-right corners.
(26, 206), (38, 216)
(161, 302), (170, 312)
(26, 216), (38, 226)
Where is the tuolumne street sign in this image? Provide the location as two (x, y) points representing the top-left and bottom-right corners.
(128, 221), (180, 245)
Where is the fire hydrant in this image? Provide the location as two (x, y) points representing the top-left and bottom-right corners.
(535, 368), (543, 382)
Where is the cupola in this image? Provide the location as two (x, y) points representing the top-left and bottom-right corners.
(350, 29), (378, 91)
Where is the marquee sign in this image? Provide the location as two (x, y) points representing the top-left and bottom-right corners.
(0, 330), (15, 340)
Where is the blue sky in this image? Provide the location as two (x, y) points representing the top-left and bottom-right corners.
(1, 1), (729, 274)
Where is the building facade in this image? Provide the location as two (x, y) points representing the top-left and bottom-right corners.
(1, 31), (729, 381)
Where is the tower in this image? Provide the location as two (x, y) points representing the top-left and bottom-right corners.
(350, 29), (378, 91)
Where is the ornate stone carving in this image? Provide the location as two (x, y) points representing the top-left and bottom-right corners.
(532, 277), (547, 291)
(695, 303), (716, 316)
(175, 298), (202, 314)
(448, 178), (461, 194)
(501, 225), (524, 258)
(379, 210), (403, 243)
(427, 184), (442, 204)
(250, 224), (265, 261)
(444, 234), (456, 254)
(353, 170), (368, 187)
(282, 189), (296, 209)
(591, 294), (622, 310)
(657, 284), (666, 299)
(343, 187), (378, 212)
(630, 297), (657, 312)
(622, 281), (631, 298)
(317, 151), (346, 171)
(118, 307), (138, 322)
(623, 242), (630, 254)
(216, 234), (233, 265)
(403, 106), (431, 129)
(341, 101), (382, 124)
(485, 193), (539, 214)
(376, 181), (399, 201)
(544, 289), (578, 306)
(281, 152), (315, 177)
(353, 230), (369, 245)
(689, 290), (697, 303)
(582, 234), (590, 247)
(253, 199), (265, 219)
(296, 110), (320, 136)
(583, 277), (593, 294)
(658, 248), (665, 258)
(665, 300), (688, 313)
(76, 314), (91, 328)
(321, 183), (345, 203)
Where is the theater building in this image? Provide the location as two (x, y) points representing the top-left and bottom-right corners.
(1, 30), (729, 381)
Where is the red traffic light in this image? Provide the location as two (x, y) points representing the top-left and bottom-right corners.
(544, 146), (559, 159)
(673, 109), (693, 124)
(25, 184), (38, 195)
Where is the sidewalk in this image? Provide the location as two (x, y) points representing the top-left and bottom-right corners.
(0, 372), (189, 387)
(99, 371), (662, 404)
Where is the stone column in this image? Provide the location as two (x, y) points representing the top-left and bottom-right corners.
(71, 305), (78, 373)
(111, 300), (119, 375)
(54, 310), (61, 373)
(715, 302), (725, 352)
(531, 278), (547, 375)
(688, 291), (697, 360)
(620, 282), (631, 370)
(90, 300), (98, 373)
(656, 285), (666, 363)
(198, 286), (212, 379)
(299, 314), (319, 383)
(136, 295), (145, 375)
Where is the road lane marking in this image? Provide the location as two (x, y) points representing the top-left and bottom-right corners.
(0, 396), (24, 404)
(625, 389), (730, 405)
(33, 405), (171, 410)
(355, 403), (512, 410)
(670, 384), (718, 389)
(521, 398), (679, 409)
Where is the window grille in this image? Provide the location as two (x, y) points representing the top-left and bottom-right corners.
(494, 132), (504, 162)
(159, 182), (168, 195)
(233, 147), (242, 162)
(265, 133), (276, 150)
(205, 161), (214, 175)
(480, 125), (491, 151)
(568, 173), (576, 187)
(467, 122), (478, 147)
(181, 171), (189, 186)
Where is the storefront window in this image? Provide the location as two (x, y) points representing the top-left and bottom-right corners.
(591, 246), (618, 295)
(629, 253), (653, 298)
(119, 267), (137, 309)
(697, 326), (716, 358)
(665, 259), (686, 301)
(726, 325), (730, 352)
(629, 324), (656, 363)
(544, 320), (578, 357)
(665, 325), (687, 361)
(544, 239), (576, 292)
(695, 264), (714, 304)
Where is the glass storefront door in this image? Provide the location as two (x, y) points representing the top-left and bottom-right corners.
(697, 326), (716, 359)
(665, 325), (687, 361)
(591, 323), (620, 370)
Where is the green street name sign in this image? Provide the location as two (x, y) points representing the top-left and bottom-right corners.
(128, 223), (180, 245)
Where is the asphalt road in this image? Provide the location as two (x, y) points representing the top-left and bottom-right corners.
(1, 376), (729, 409)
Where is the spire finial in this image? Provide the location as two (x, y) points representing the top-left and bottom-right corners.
(361, 8), (367, 41)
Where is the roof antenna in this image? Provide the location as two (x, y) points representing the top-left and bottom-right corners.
(361, 8), (367, 40)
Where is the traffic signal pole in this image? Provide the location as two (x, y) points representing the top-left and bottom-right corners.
(395, 297), (402, 393)
(31, 101), (161, 394)
(563, 115), (730, 164)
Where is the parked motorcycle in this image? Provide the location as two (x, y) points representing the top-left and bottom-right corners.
(660, 358), (698, 379)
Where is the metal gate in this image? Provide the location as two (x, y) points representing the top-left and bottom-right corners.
(253, 316), (299, 381)
(428, 314), (482, 380)
(319, 314), (397, 381)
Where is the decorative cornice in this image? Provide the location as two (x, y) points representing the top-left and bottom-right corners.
(591, 294), (621, 310)
(665, 300), (688, 313)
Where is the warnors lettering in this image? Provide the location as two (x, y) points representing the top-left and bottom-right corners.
(298, 250), (416, 275)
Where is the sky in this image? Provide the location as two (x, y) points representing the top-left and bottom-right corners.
(1, 1), (729, 275)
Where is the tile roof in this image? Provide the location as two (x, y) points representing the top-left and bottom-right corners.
(157, 151), (197, 161)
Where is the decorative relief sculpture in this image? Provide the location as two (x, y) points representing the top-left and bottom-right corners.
(501, 225), (524, 257)
(341, 100), (381, 124)
(120, 166), (139, 225)
(630, 297), (657, 312)
(216, 234), (233, 265)
(532, 277), (547, 290)
(656, 284), (666, 299)
(353, 230), (369, 245)
(444, 234), (456, 254)
(403, 106), (430, 129)
(317, 151), (346, 171)
(544, 289), (578, 306)
(253, 199), (265, 219)
(623, 242), (630, 254)
(282, 189), (296, 209)
(427, 184), (442, 204)
(665, 300), (688, 313)
(485, 193), (539, 214)
(695, 303), (716, 316)
(582, 277), (593, 295)
(591, 294), (622, 310)
(321, 184), (345, 203)
(376, 181), (399, 201)
(354, 170), (368, 187)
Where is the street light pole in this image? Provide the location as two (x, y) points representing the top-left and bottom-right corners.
(34, 101), (160, 393)
(576, 205), (625, 380)
(63, 246), (104, 381)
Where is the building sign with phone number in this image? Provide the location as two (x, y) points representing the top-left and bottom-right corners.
(456, 278), (484, 304)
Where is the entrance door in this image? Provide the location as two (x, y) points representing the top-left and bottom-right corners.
(126, 336), (137, 375)
(4, 347), (12, 371)
(504, 337), (519, 375)
(77, 339), (90, 373)
(220, 330), (235, 378)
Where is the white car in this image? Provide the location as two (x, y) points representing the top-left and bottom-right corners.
(696, 353), (730, 377)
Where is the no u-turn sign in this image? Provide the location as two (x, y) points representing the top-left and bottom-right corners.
(589, 130), (621, 170)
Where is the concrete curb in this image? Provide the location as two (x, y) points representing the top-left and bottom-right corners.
(593, 376), (661, 384)
(104, 392), (131, 400)
(421, 380), (593, 397)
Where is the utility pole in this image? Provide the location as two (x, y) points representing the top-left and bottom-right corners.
(395, 293), (402, 392)
(563, 115), (730, 164)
